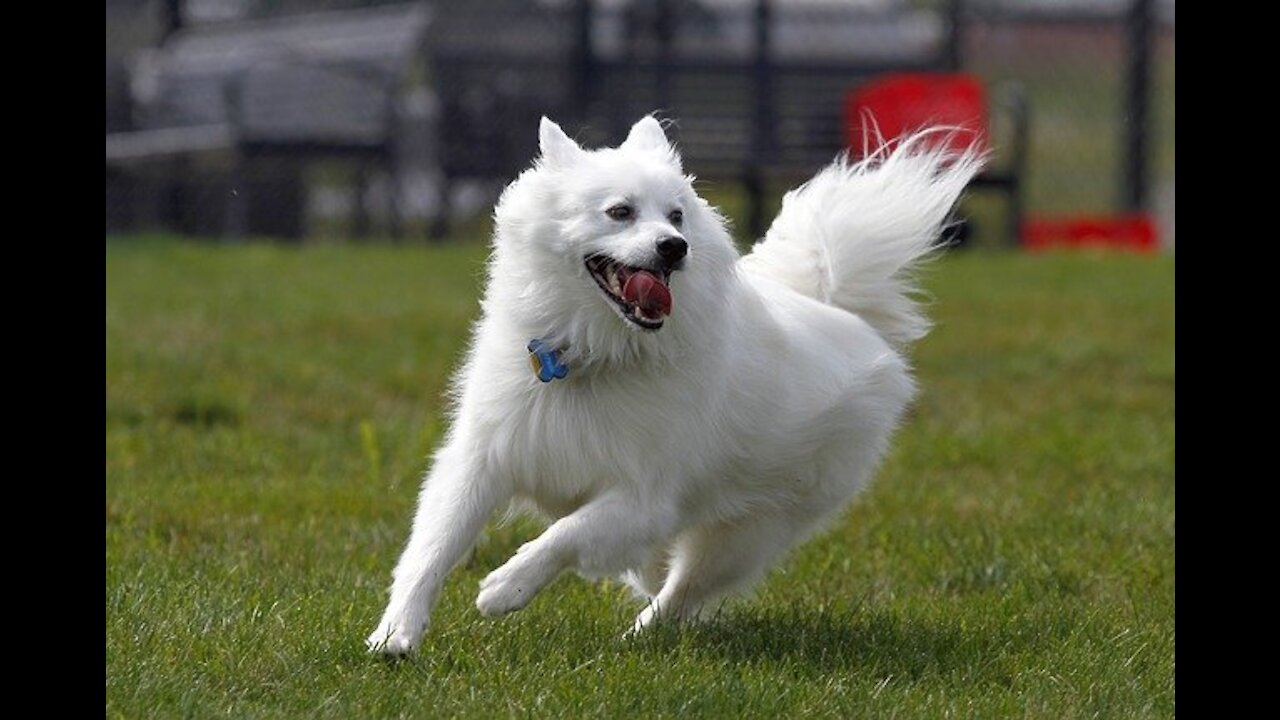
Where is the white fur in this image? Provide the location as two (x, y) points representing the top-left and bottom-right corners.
(740, 131), (986, 348)
(367, 115), (982, 655)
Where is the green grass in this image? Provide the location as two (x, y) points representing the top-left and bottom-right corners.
(106, 238), (1174, 718)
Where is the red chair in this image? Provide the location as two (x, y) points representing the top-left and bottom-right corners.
(844, 72), (1028, 246)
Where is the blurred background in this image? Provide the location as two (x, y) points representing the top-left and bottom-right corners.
(105, 0), (1174, 250)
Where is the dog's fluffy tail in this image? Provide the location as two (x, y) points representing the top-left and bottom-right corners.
(739, 131), (985, 349)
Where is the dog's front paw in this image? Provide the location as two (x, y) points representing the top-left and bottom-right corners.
(475, 564), (534, 617)
(366, 620), (423, 657)
(476, 549), (556, 617)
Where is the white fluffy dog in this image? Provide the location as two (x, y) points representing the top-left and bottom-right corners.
(368, 115), (981, 655)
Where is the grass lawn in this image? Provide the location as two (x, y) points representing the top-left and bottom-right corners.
(106, 238), (1173, 718)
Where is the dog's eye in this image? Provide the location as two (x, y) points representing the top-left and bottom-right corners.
(606, 205), (634, 222)
(668, 210), (683, 227)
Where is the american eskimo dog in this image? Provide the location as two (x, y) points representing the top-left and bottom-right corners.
(368, 115), (981, 655)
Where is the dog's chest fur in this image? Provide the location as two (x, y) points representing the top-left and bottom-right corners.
(499, 359), (719, 509)
(464, 331), (825, 526)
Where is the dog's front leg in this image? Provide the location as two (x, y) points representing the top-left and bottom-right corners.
(367, 444), (508, 656)
(475, 491), (670, 617)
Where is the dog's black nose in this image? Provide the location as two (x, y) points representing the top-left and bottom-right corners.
(656, 237), (688, 265)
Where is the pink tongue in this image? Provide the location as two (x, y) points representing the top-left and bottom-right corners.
(622, 271), (673, 317)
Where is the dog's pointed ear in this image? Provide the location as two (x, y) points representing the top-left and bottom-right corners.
(622, 116), (670, 154)
(539, 116), (583, 168)
(621, 115), (682, 170)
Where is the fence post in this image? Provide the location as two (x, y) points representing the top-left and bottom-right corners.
(162, 0), (183, 39)
(1123, 0), (1152, 211)
(655, 0), (673, 114)
(573, 0), (595, 126)
(747, 0), (774, 242)
(222, 74), (246, 242)
(384, 90), (402, 242)
(945, 0), (963, 71)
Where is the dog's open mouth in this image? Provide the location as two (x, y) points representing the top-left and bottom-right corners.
(584, 255), (673, 330)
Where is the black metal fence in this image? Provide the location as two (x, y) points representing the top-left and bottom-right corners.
(105, 0), (1174, 247)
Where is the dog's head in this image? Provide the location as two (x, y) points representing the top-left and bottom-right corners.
(489, 115), (739, 369)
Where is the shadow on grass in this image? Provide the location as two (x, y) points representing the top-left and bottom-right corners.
(169, 396), (243, 427)
(627, 604), (1036, 683)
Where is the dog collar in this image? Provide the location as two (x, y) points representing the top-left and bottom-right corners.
(527, 338), (569, 383)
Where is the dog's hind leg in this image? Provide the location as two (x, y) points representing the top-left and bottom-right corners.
(634, 431), (888, 634)
(475, 490), (675, 617)
(619, 546), (672, 600)
(368, 444), (508, 656)
(631, 511), (818, 634)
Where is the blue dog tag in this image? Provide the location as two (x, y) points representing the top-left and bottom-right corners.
(527, 338), (569, 383)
